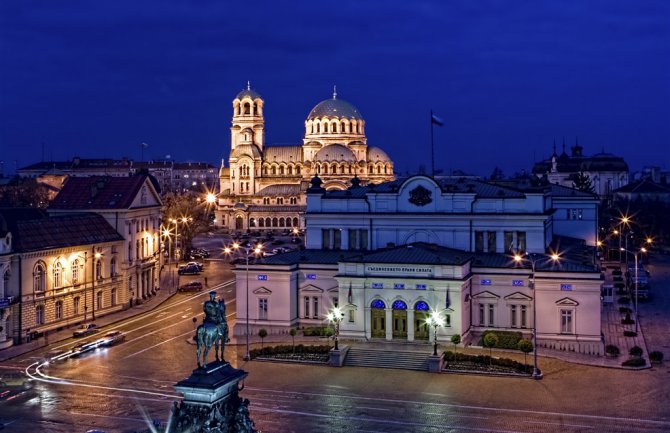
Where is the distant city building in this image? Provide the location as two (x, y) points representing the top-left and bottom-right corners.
(532, 141), (629, 198)
(49, 175), (163, 307)
(0, 209), (125, 348)
(215, 85), (395, 232)
(17, 157), (217, 194)
(614, 178), (670, 204)
(232, 175), (603, 356)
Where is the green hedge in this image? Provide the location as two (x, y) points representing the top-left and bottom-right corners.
(443, 351), (532, 374)
(622, 357), (646, 367)
(479, 330), (523, 350)
(302, 326), (334, 337)
(250, 344), (331, 359)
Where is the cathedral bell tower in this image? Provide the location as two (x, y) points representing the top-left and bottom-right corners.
(228, 82), (264, 196)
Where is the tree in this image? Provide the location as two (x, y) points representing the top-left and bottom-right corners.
(517, 339), (533, 372)
(289, 328), (297, 353)
(162, 191), (212, 257)
(0, 177), (51, 208)
(572, 171), (595, 193)
(489, 166), (505, 181)
(450, 334), (461, 352)
(258, 328), (268, 352)
(483, 333), (499, 365)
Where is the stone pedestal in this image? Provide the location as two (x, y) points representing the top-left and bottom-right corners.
(329, 345), (350, 367)
(169, 361), (256, 433)
(427, 354), (444, 373)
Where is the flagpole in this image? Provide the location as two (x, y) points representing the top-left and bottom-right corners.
(430, 109), (435, 176)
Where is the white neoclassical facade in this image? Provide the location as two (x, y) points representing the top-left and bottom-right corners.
(232, 175), (604, 355)
(215, 85), (395, 232)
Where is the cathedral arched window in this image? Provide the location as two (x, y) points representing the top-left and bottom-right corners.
(250, 218), (256, 227)
(259, 218), (265, 227)
(263, 197), (270, 205)
(322, 164), (328, 174)
(287, 165), (293, 175)
(316, 123), (320, 133)
(323, 122), (329, 133)
(332, 121), (338, 133)
(53, 261), (62, 289)
(272, 218), (278, 227)
(265, 217), (271, 227)
(331, 164), (337, 173)
(341, 121), (348, 133)
(296, 166), (301, 175)
(316, 165), (321, 174)
(279, 166), (284, 175)
(272, 166), (277, 175)
(293, 217), (299, 227)
(243, 102), (251, 115)
(277, 197), (284, 205)
(290, 197), (297, 204)
(279, 218), (285, 227)
(34, 262), (46, 293)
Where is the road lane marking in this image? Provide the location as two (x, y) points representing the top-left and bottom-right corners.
(122, 330), (195, 359)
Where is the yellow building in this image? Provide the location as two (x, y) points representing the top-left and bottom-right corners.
(216, 85), (395, 232)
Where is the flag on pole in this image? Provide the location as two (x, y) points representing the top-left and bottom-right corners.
(347, 283), (353, 304)
(431, 113), (444, 126)
(445, 287), (451, 309)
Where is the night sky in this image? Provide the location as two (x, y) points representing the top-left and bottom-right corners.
(1, 1), (668, 177)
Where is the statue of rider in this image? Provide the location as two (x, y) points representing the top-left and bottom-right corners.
(203, 291), (221, 326)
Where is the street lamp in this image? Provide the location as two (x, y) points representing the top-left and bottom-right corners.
(425, 310), (445, 356)
(620, 247), (647, 333)
(326, 306), (345, 350)
(92, 251), (101, 320)
(170, 216), (192, 267)
(225, 242), (263, 361)
(513, 252), (560, 380)
(205, 193), (216, 205)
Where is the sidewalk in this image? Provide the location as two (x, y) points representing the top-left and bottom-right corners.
(0, 271), (177, 363)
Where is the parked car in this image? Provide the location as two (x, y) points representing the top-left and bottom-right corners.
(179, 281), (203, 292)
(178, 264), (201, 275)
(73, 323), (98, 338)
(186, 261), (204, 271)
(100, 331), (126, 347)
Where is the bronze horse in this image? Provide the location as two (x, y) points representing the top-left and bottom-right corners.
(196, 298), (230, 368)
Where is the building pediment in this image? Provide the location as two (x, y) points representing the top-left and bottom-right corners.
(300, 284), (323, 293)
(253, 286), (272, 295)
(472, 290), (500, 300)
(556, 297), (579, 306)
(504, 291), (532, 301)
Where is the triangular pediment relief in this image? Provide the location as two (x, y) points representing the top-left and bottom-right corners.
(504, 292), (533, 301)
(472, 290), (500, 300)
(300, 284), (323, 293)
(130, 179), (162, 208)
(253, 286), (272, 295)
(556, 297), (579, 306)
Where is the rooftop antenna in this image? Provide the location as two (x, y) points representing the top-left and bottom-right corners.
(333, 85), (337, 99)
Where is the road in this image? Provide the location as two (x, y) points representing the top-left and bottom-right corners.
(0, 237), (669, 432)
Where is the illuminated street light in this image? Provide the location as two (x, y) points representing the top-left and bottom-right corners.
(513, 252), (560, 380)
(425, 310), (445, 356)
(225, 242), (263, 361)
(206, 193), (216, 204)
(326, 306), (345, 350)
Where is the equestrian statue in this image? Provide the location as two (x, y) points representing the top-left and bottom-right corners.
(196, 291), (230, 368)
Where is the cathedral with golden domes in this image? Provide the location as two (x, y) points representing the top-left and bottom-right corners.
(215, 84), (395, 232)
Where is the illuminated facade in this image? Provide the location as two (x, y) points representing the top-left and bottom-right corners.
(0, 210), (125, 347)
(215, 85), (395, 232)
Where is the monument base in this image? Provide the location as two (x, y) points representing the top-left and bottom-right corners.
(169, 361), (256, 433)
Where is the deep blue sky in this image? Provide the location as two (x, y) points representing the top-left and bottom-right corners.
(1, 1), (668, 177)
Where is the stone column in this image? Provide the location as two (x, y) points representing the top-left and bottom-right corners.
(407, 308), (415, 342)
(385, 307), (392, 340)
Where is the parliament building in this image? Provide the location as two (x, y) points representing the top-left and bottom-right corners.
(214, 85), (395, 232)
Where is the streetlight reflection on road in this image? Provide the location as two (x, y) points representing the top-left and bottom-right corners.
(225, 242), (263, 361)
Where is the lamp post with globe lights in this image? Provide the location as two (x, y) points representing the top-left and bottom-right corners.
(326, 307), (345, 350)
(225, 241), (263, 361)
(425, 310), (445, 356)
(513, 252), (560, 380)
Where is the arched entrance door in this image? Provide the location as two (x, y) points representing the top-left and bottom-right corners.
(370, 299), (385, 338)
(235, 215), (244, 230)
(392, 300), (408, 340)
(414, 301), (430, 341)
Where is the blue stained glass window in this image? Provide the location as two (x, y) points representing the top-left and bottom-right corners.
(414, 301), (429, 311)
(392, 300), (407, 310)
(371, 299), (386, 309)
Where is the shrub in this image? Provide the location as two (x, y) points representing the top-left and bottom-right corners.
(623, 330), (638, 337)
(250, 344), (331, 359)
(621, 313), (635, 325)
(617, 297), (630, 304)
(622, 358), (646, 367)
(302, 326), (333, 337)
(605, 345), (620, 356)
(258, 328), (268, 350)
(480, 330), (522, 350)
(649, 351), (664, 363)
(517, 340), (533, 371)
(443, 350), (533, 374)
(629, 346), (643, 357)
